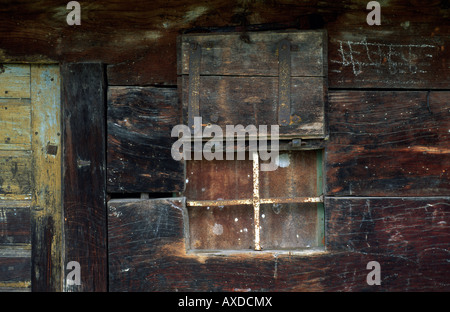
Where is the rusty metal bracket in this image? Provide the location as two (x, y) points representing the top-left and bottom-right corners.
(278, 39), (291, 126)
(188, 42), (201, 130)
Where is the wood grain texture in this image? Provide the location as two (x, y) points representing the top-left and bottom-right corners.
(108, 198), (187, 291)
(0, 1), (447, 87)
(108, 197), (450, 291)
(325, 197), (450, 291)
(107, 86), (184, 193)
(326, 90), (450, 197)
(62, 63), (107, 292)
(326, 197), (450, 254)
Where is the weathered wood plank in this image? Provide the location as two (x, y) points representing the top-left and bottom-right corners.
(62, 63), (107, 292)
(325, 197), (450, 255)
(30, 64), (62, 292)
(181, 76), (326, 138)
(326, 91), (450, 197)
(107, 86), (184, 193)
(0, 64), (30, 98)
(325, 197), (450, 290)
(0, 205), (31, 245)
(108, 197), (450, 291)
(0, 151), (32, 198)
(178, 30), (327, 77)
(0, 98), (31, 150)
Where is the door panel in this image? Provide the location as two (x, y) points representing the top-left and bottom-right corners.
(0, 64), (61, 292)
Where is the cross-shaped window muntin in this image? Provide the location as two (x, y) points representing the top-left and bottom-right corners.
(186, 151), (323, 251)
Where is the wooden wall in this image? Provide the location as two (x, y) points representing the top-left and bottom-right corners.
(0, 0), (448, 291)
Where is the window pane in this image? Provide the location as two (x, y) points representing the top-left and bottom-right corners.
(260, 203), (322, 250)
(188, 205), (254, 250)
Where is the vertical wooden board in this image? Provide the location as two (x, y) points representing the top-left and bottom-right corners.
(30, 64), (62, 292)
(62, 63), (107, 292)
(0, 151), (32, 198)
(0, 99), (31, 150)
(326, 91), (450, 196)
(107, 86), (184, 193)
(0, 64), (31, 99)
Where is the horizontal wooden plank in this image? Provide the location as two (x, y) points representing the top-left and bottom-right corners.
(181, 75), (326, 138)
(0, 152), (32, 197)
(107, 86), (184, 193)
(0, 64), (30, 98)
(325, 197), (450, 257)
(178, 30), (326, 77)
(0, 205), (31, 245)
(326, 91), (450, 197)
(329, 31), (450, 89)
(0, 1), (448, 87)
(0, 98), (31, 149)
(108, 196), (450, 291)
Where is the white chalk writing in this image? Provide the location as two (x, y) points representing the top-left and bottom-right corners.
(331, 38), (435, 76)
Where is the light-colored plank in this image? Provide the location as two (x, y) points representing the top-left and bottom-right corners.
(30, 64), (62, 291)
(0, 152), (32, 197)
(0, 98), (31, 149)
(0, 64), (31, 99)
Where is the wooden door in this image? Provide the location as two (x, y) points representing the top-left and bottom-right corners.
(0, 64), (61, 291)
